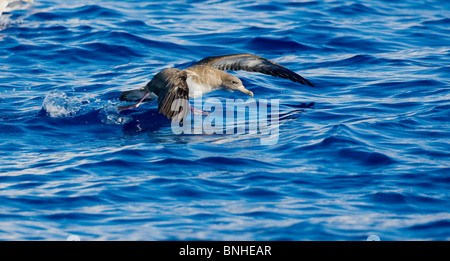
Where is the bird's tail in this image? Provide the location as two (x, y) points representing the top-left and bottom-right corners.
(120, 87), (153, 102)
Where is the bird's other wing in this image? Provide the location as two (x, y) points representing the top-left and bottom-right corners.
(194, 53), (313, 87)
(146, 68), (190, 123)
(120, 87), (154, 102)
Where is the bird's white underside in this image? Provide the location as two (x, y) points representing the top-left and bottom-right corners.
(186, 71), (213, 98)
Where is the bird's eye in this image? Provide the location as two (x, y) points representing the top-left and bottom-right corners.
(232, 80), (238, 84)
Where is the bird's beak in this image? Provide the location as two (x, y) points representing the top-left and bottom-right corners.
(23, 0), (34, 2)
(237, 86), (254, 97)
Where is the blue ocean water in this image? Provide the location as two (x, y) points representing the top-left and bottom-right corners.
(0, 0), (449, 241)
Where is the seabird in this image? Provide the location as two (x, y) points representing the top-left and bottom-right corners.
(0, 0), (33, 16)
(119, 53), (313, 123)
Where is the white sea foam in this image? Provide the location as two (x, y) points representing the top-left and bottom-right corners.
(42, 90), (81, 118)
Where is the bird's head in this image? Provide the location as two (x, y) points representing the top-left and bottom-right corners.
(220, 74), (253, 97)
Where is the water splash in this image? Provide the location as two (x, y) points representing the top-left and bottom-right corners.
(42, 90), (93, 118)
(42, 90), (132, 125)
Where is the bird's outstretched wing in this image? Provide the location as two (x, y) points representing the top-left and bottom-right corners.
(145, 68), (190, 123)
(119, 68), (189, 123)
(194, 53), (313, 87)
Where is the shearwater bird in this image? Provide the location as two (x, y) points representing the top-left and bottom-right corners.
(0, 0), (33, 16)
(119, 53), (313, 123)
